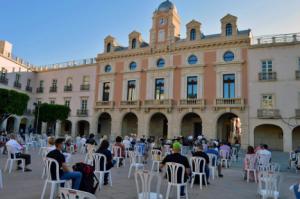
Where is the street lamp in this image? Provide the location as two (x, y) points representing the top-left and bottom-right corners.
(33, 102), (40, 134)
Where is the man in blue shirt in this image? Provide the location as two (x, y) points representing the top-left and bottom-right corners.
(205, 142), (223, 178)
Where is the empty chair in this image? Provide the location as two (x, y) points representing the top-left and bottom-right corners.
(257, 154), (271, 172)
(151, 150), (162, 173)
(0, 169), (3, 189)
(165, 162), (189, 199)
(258, 172), (280, 199)
(190, 157), (207, 189)
(59, 188), (96, 199)
(92, 153), (112, 190)
(41, 158), (66, 199)
(5, 145), (25, 173)
(289, 151), (297, 171)
(135, 170), (163, 199)
(207, 154), (217, 180)
(244, 154), (257, 183)
(128, 151), (144, 178)
(269, 163), (280, 173)
(220, 150), (230, 168)
(112, 145), (124, 168)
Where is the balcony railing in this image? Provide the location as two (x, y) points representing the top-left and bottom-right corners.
(0, 76), (8, 85)
(13, 81), (22, 89)
(251, 33), (300, 45)
(296, 70), (300, 80)
(214, 98), (245, 109)
(77, 109), (89, 117)
(179, 99), (206, 109)
(80, 84), (90, 91)
(26, 86), (32, 92)
(95, 101), (115, 109)
(143, 99), (176, 108)
(258, 72), (277, 81)
(296, 109), (300, 118)
(49, 86), (57, 93)
(36, 87), (44, 93)
(257, 109), (281, 119)
(120, 100), (141, 108)
(38, 58), (96, 70)
(64, 85), (73, 92)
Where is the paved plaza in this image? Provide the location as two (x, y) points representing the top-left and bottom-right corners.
(0, 149), (297, 199)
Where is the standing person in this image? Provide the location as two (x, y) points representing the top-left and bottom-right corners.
(6, 134), (32, 172)
(95, 140), (115, 185)
(192, 144), (210, 184)
(47, 138), (82, 190)
(160, 142), (190, 197)
(206, 142), (224, 178)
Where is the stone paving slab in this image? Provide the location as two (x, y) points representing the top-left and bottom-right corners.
(0, 150), (297, 199)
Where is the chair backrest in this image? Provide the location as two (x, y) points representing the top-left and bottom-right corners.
(163, 145), (171, 156)
(269, 163), (280, 173)
(190, 157), (206, 173)
(135, 170), (162, 199)
(257, 154), (271, 166)
(245, 154), (257, 170)
(165, 162), (185, 185)
(220, 150), (230, 159)
(258, 172), (279, 197)
(208, 153), (217, 167)
(92, 153), (107, 171)
(151, 150), (162, 161)
(112, 145), (122, 158)
(59, 188), (96, 199)
(6, 145), (17, 159)
(45, 157), (60, 181)
(129, 151), (139, 164)
(135, 144), (145, 156)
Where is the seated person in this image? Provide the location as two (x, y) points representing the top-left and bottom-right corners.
(86, 134), (97, 145)
(206, 142), (224, 178)
(47, 138), (82, 190)
(160, 142), (190, 197)
(192, 144), (210, 184)
(113, 136), (125, 166)
(47, 136), (56, 151)
(6, 134), (32, 172)
(95, 140), (115, 185)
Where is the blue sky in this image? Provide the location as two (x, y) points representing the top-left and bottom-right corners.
(1, 0), (300, 65)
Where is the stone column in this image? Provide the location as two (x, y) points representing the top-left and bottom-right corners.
(13, 117), (20, 134)
(71, 120), (76, 138)
(41, 122), (47, 135)
(283, 126), (292, 152)
(111, 112), (121, 139)
(55, 121), (61, 137)
(137, 113), (148, 138)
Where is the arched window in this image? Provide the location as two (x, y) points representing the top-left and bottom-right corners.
(190, 29), (196, 41)
(131, 39), (137, 49)
(104, 65), (112, 73)
(156, 58), (165, 68)
(225, 23), (232, 36)
(223, 51), (235, 62)
(188, 55), (198, 65)
(106, 43), (111, 53)
(129, 62), (137, 71)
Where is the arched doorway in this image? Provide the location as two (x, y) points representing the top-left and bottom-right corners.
(149, 113), (168, 139)
(97, 113), (112, 136)
(217, 113), (241, 144)
(254, 124), (283, 151)
(181, 113), (202, 138)
(292, 126), (300, 150)
(121, 112), (138, 137)
(61, 120), (72, 136)
(6, 117), (16, 133)
(77, 120), (90, 137)
(19, 118), (28, 134)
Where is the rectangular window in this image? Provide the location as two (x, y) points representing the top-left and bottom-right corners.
(187, 76), (198, 99)
(39, 80), (44, 87)
(81, 99), (88, 110)
(65, 100), (70, 107)
(52, 79), (57, 87)
(27, 79), (31, 87)
(102, 82), (110, 101)
(223, 74), (235, 99)
(261, 60), (273, 80)
(83, 76), (90, 85)
(155, 78), (165, 100)
(261, 94), (274, 109)
(37, 100), (42, 105)
(15, 73), (20, 83)
(50, 99), (55, 104)
(0, 68), (7, 79)
(127, 80), (136, 101)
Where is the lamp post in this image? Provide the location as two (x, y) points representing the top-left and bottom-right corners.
(33, 102), (40, 134)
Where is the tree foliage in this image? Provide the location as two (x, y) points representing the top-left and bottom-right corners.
(38, 103), (70, 123)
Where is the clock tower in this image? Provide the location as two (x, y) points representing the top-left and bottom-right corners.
(150, 0), (181, 48)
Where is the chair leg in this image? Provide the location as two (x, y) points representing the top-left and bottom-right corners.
(199, 174), (202, 190)
(165, 184), (171, 199)
(40, 182), (47, 199)
(128, 165), (132, 178)
(247, 170), (249, 183)
(9, 161), (13, 173)
(22, 160), (25, 172)
(176, 185), (180, 199)
(151, 162), (154, 172)
(99, 173), (103, 190)
(185, 185), (189, 199)
(109, 172), (112, 186)
(4, 160), (9, 172)
(190, 175), (194, 188)
(49, 183), (56, 199)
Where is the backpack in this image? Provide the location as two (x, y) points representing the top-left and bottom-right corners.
(73, 162), (99, 194)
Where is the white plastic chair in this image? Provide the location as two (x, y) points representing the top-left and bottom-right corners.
(207, 154), (217, 180)
(41, 148), (50, 179)
(0, 169), (3, 189)
(269, 163), (280, 173)
(244, 155), (257, 183)
(231, 147), (238, 162)
(4, 145), (25, 173)
(41, 158), (66, 199)
(220, 150), (230, 168)
(135, 170), (163, 199)
(112, 145), (124, 168)
(165, 162), (189, 199)
(163, 145), (171, 156)
(59, 188), (96, 199)
(258, 172), (280, 199)
(190, 157), (207, 189)
(289, 152), (297, 171)
(128, 151), (144, 178)
(151, 150), (162, 173)
(257, 154), (271, 172)
(84, 144), (95, 165)
(92, 153), (112, 190)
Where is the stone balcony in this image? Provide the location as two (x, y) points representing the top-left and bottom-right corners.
(296, 70), (300, 80)
(80, 84), (90, 91)
(49, 86), (57, 93)
(143, 99), (176, 109)
(214, 98), (245, 110)
(120, 100), (141, 109)
(258, 72), (277, 81)
(257, 109), (281, 119)
(179, 99), (206, 109)
(296, 109), (300, 119)
(0, 76), (8, 85)
(36, 87), (44, 93)
(13, 81), (22, 89)
(76, 109), (89, 117)
(64, 85), (72, 92)
(95, 101), (115, 109)
(25, 86), (32, 92)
